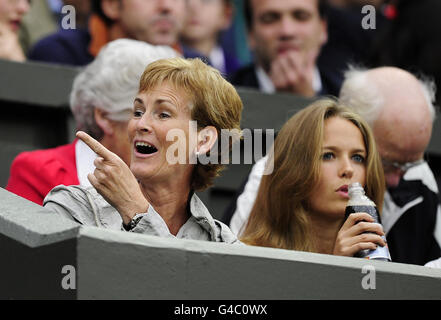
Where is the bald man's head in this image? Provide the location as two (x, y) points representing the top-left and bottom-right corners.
(340, 66), (436, 188)
(368, 67), (433, 160)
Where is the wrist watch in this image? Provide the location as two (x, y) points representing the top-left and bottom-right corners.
(123, 213), (145, 231)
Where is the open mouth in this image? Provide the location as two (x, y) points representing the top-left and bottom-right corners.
(135, 141), (158, 155)
(338, 186), (348, 193)
(9, 20), (21, 31)
(277, 45), (300, 54)
(336, 185), (349, 197)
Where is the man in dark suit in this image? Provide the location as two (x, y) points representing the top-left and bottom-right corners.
(230, 0), (337, 96)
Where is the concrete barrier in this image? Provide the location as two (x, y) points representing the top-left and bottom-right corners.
(1, 187), (441, 300)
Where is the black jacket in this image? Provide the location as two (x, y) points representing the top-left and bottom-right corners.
(385, 164), (441, 265)
(229, 63), (340, 97)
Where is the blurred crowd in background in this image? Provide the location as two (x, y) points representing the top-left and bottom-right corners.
(0, 0), (439, 109)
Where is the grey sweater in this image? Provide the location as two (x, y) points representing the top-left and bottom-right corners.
(43, 185), (240, 244)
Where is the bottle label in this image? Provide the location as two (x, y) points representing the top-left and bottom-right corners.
(345, 205), (382, 224)
(361, 241), (391, 261)
(345, 205), (391, 261)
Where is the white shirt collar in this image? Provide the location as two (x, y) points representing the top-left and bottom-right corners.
(313, 67), (322, 93)
(255, 65), (322, 94)
(255, 66), (276, 94)
(209, 46), (226, 75)
(75, 139), (97, 187)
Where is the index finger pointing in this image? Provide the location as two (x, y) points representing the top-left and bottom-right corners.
(76, 131), (114, 159)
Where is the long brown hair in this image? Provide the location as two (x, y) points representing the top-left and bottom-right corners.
(240, 98), (385, 251)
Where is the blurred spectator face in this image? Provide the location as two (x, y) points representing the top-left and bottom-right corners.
(248, 0), (327, 71)
(0, 0), (30, 33)
(181, 0), (231, 44)
(118, 0), (186, 46)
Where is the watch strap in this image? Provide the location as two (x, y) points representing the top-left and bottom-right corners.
(123, 213), (145, 231)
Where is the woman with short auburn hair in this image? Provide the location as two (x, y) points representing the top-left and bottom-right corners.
(44, 57), (243, 243)
(241, 98), (386, 256)
(137, 57), (243, 190)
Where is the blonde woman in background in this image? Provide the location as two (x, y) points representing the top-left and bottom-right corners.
(241, 99), (387, 256)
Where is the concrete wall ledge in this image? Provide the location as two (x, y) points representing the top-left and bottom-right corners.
(77, 227), (441, 299)
(0, 188), (79, 248)
(0, 58), (80, 108)
(2, 187), (441, 299)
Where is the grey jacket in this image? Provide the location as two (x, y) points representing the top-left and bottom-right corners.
(43, 185), (240, 244)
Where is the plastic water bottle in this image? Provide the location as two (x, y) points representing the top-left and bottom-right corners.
(345, 182), (391, 261)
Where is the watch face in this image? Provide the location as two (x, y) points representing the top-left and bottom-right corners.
(123, 214), (145, 231)
(130, 215), (144, 229)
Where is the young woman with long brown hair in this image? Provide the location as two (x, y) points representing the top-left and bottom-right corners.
(240, 98), (387, 256)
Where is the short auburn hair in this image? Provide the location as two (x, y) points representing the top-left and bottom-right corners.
(138, 57), (243, 191)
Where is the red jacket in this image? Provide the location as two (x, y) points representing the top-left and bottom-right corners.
(6, 141), (79, 205)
